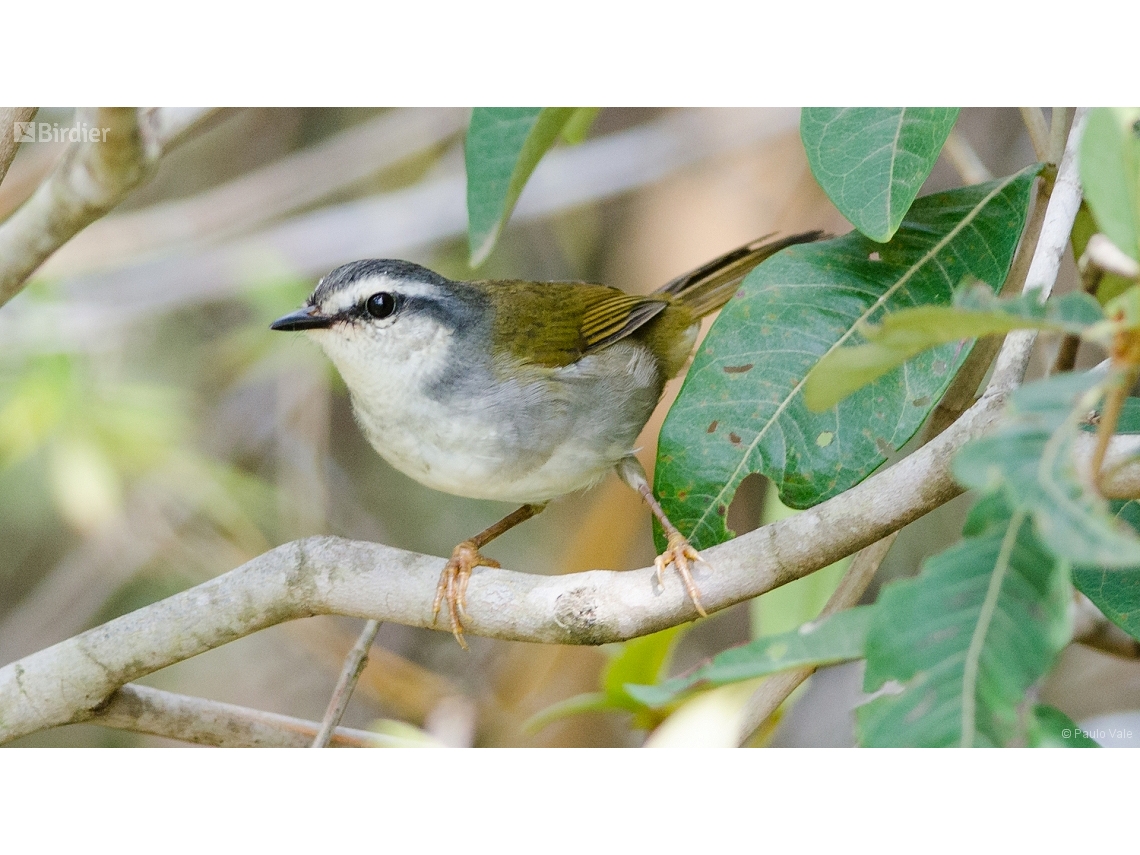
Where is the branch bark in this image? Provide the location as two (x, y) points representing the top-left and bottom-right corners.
(9, 389), (1138, 744)
(0, 108), (37, 187)
(91, 683), (400, 748)
(0, 107), (219, 308)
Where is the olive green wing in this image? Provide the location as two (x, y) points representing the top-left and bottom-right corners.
(486, 280), (669, 369)
(579, 292), (668, 352)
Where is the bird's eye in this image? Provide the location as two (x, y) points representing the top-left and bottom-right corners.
(365, 292), (397, 320)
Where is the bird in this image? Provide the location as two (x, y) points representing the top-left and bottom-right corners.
(271, 231), (823, 646)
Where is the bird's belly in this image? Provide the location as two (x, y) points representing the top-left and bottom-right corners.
(351, 342), (663, 504)
(357, 401), (633, 504)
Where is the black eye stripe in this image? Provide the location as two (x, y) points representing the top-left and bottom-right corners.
(365, 292), (397, 320)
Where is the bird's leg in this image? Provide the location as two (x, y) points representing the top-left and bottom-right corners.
(432, 502), (547, 648)
(615, 456), (709, 617)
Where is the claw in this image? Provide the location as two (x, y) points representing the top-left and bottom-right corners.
(655, 530), (709, 618)
(431, 540), (500, 649)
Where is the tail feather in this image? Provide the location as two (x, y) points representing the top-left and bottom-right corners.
(658, 230), (825, 318)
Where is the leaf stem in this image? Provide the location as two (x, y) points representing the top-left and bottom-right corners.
(960, 509), (1025, 747)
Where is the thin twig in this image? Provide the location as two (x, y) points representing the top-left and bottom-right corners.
(0, 107), (37, 187)
(919, 144), (1055, 438)
(989, 109), (1088, 392)
(1052, 239), (1108, 374)
(1019, 107), (1050, 161)
(91, 683), (398, 747)
(1047, 108), (1073, 165)
(942, 129), (993, 184)
(311, 619), (382, 748)
(736, 533), (897, 746)
(1085, 232), (1140, 279)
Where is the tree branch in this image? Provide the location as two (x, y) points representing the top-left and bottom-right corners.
(90, 683), (398, 748)
(0, 108), (37, 187)
(12, 388), (1138, 744)
(988, 108), (1087, 392)
(0, 107), (218, 309)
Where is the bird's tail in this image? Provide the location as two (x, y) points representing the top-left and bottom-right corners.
(656, 231), (825, 318)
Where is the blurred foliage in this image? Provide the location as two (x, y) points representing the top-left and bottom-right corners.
(524, 626), (686, 733)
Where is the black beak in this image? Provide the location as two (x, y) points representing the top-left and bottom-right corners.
(270, 306), (333, 332)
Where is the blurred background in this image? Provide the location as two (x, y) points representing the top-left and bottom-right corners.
(2, 107), (1131, 747)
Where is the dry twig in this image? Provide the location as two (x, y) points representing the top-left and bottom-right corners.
(311, 619), (382, 748)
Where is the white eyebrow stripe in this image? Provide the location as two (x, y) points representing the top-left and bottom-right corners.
(318, 274), (444, 315)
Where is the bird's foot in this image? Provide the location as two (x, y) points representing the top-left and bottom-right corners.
(431, 540), (500, 649)
(655, 530), (709, 618)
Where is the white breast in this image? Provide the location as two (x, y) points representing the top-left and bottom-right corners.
(344, 337), (663, 504)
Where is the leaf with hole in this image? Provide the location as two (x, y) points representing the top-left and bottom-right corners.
(655, 167), (1038, 549)
(801, 108), (960, 242)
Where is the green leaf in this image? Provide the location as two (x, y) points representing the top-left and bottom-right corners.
(1071, 203), (1134, 304)
(1080, 107), (1140, 261)
(465, 107), (579, 266)
(1072, 498), (1140, 641)
(560, 107), (599, 144)
(1112, 397), (1140, 433)
(1028, 705), (1100, 747)
(602, 624), (685, 702)
(804, 285), (1104, 411)
(524, 625), (685, 732)
(954, 371), (1140, 568)
(1073, 563), (1140, 642)
(801, 108), (960, 242)
(625, 606), (872, 708)
(656, 167), (1038, 548)
(858, 495), (1072, 747)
